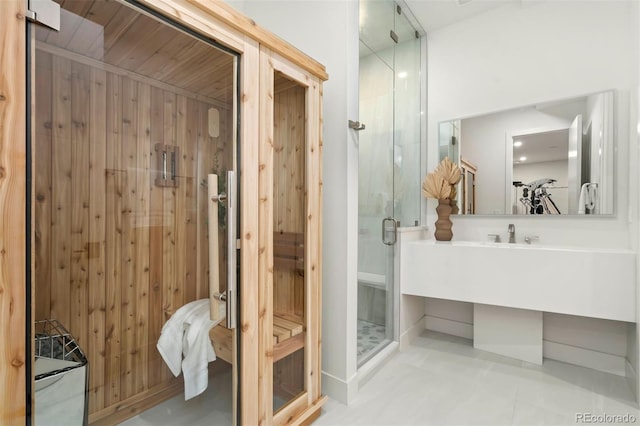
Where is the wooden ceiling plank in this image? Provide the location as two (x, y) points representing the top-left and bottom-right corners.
(150, 39), (206, 81)
(163, 49), (231, 89)
(37, 41), (231, 110)
(114, 23), (178, 72)
(65, 0), (123, 59)
(101, 5), (140, 53)
(104, 16), (163, 64)
(135, 34), (198, 78)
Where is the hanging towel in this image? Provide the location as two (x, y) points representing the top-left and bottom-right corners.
(578, 183), (598, 214)
(157, 299), (226, 400)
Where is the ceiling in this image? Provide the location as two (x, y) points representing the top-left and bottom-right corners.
(512, 129), (569, 165)
(404, 0), (519, 33)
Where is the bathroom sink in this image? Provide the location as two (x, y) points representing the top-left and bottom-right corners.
(400, 239), (636, 322)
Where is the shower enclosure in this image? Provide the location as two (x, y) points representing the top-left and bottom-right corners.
(358, 0), (422, 366)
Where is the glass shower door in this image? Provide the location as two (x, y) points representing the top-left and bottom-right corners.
(358, 0), (395, 366)
(30, 1), (239, 424)
(358, 0), (422, 366)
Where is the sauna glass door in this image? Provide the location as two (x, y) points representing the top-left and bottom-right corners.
(30, 1), (240, 424)
(260, 46), (322, 423)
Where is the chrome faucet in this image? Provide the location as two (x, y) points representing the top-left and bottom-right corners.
(508, 224), (516, 243)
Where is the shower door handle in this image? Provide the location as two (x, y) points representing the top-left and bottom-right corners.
(382, 217), (398, 245)
(225, 170), (237, 330)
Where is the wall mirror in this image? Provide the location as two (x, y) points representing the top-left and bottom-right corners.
(438, 90), (614, 216)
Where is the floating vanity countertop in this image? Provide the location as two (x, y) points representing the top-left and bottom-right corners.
(400, 240), (636, 322)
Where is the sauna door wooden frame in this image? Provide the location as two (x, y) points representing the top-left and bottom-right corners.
(259, 47), (326, 425)
(460, 157), (477, 215)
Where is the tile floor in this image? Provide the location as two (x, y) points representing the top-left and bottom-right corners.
(121, 330), (640, 425)
(316, 331), (640, 425)
(119, 365), (233, 426)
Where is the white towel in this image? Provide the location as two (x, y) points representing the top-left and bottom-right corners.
(578, 183), (598, 214)
(156, 299), (226, 400)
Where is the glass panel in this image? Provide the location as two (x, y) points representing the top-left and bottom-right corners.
(358, 0), (422, 367)
(394, 10), (421, 229)
(272, 72), (307, 413)
(31, 1), (238, 424)
(357, 37), (394, 367)
(359, 0), (395, 67)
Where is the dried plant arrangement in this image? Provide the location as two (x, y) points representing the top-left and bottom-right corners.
(422, 157), (462, 200)
(422, 173), (451, 199)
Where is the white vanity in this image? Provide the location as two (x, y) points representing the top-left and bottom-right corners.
(401, 239), (636, 364)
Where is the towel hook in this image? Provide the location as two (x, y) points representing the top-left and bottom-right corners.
(348, 120), (366, 131)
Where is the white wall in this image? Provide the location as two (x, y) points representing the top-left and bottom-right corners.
(421, 0), (639, 384)
(231, 0), (360, 403)
(427, 0), (635, 248)
(631, 0), (640, 402)
(420, 299), (630, 376)
(461, 107), (571, 215)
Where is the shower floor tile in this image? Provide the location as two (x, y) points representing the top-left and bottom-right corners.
(357, 319), (386, 360)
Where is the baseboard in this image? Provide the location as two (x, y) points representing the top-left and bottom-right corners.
(425, 315), (473, 340)
(543, 340), (626, 376)
(400, 315), (426, 350)
(356, 342), (398, 388)
(321, 370), (357, 405)
(626, 358), (638, 402)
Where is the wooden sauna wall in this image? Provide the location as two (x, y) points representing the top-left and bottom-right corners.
(273, 79), (306, 320)
(33, 49), (232, 420)
(272, 78), (306, 401)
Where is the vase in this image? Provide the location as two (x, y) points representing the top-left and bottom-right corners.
(434, 199), (453, 241)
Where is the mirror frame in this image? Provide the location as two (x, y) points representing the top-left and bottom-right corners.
(437, 90), (617, 218)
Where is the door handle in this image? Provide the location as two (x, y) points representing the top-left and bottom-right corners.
(382, 217), (398, 245)
(225, 170), (237, 329)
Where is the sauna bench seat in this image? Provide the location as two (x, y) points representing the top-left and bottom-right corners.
(207, 313), (305, 364)
(209, 322), (233, 364)
(273, 313), (305, 362)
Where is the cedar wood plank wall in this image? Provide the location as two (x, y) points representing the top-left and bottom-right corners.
(33, 49), (232, 421)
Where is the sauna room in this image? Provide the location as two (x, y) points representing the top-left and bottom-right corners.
(21, 0), (326, 424)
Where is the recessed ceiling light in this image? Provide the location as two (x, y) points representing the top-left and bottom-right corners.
(513, 141), (522, 147)
(519, 156), (527, 161)
(398, 71), (408, 79)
